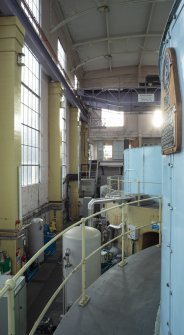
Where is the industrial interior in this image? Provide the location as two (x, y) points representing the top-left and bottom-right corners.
(0, 0), (184, 334)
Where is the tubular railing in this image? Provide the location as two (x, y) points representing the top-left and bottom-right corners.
(106, 177), (162, 200)
(0, 196), (162, 335)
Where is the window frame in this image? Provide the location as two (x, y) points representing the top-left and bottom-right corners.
(21, 45), (41, 186)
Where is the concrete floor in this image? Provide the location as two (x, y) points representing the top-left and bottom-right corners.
(27, 240), (63, 333)
(54, 246), (160, 335)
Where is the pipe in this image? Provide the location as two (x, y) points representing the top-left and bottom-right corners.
(3, 0), (88, 122)
(87, 195), (134, 226)
(17, 166), (22, 220)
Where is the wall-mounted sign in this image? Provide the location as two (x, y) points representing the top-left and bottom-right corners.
(138, 94), (154, 103)
(151, 222), (160, 231)
(161, 48), (182, 154)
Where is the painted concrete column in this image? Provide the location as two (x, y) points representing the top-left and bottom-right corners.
(0, 17), (25, 273)
(80, 121), (89, 166)
(69, 107), (80, 220)
(48, 82), (63, 231)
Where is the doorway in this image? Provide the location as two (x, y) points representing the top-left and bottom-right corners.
(142, 231), (159, 250)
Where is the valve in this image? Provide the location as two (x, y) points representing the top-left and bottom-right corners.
(64, 248), (72, 268)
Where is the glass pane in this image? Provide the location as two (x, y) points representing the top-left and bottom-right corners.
(23, 166), (28, 186)
(32, 147), (36, 164)
(35, 166), (39, 183)
(35, 148), (38, 164)
(23, 106), (28, 125)
(28, 146), (32, 164)
(23, 126), (28, 145)
(33, 111), (37, 129)
(27, 127), (32, 146)
(23, 146), (28, 164)
(32, 129), (36, 147)
(21, 124), (24, 142)
(32, 166), (36, 184)
(35, 98), (39, 114)
(23, 86), (29, 106)
(28, 166), (32, 185)
(35, 113), (39, 130)
(29, 72), (33, 92)
(35, 131), (38, 148)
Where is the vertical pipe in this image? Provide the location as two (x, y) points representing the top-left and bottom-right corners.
(118, 176), (120, 193)
(121, 204), (125, 263)
(78, 114), (80, 191)
(79, 219), (90, 306)
(18, 166), (22, 220)
(107, 176), (109, 194)
(81, 219), (86, 301)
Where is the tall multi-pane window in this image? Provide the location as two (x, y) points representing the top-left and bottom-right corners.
(60, 103), (67, 197)
(21, 0), (40, 31)
(21, 45), (40, 186)
(58, 39), (66, 75)
(74, 75), (78, 90)
(58, 39), (67, 197)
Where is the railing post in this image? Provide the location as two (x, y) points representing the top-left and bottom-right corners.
(79, 219), (90, 306)
(6, 278), (16, 335)
(118, 176), (120, 193)
(119, 204), (128, 268)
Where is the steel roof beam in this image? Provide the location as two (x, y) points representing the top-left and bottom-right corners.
(73, 33), (162, 49)
(138, 3), (155, 67)
(71, 49), (159, 73)
(50, 0), (173, 33)
(105, 9), (112, 71)
(50, 5), (96, 33)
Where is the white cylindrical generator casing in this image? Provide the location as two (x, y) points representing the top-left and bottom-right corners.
(28, 218), (44, 263)
(63, 226), (101, 309)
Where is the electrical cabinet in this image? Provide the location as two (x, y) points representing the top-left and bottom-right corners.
(0, 275), (26, 335)
(128, 224), (139, 240)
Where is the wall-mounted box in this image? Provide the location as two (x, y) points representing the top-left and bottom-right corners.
(128, 224), (139, 240)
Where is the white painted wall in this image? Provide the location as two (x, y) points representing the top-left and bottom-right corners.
(89, 110), (161, 161)
(112, 141), (124, 160)
(90, 111), (161, 140)
(91, 140), (124, 161)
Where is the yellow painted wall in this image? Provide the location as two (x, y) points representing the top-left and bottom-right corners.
(0, 17), (25, 274)
(124, 205), (159, 255)
(69, 107), (79, 173)
(105, 202), (122, 225)
(80, 121), (89, 165)
(105, 202), (159, 256)
(0, 17), (25, 230)
(69, 108), (79, 220)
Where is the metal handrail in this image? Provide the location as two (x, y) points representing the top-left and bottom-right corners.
(108, 179), (161, 184)
(106, 178), (162, 202)
(0, 195), (162, 335)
